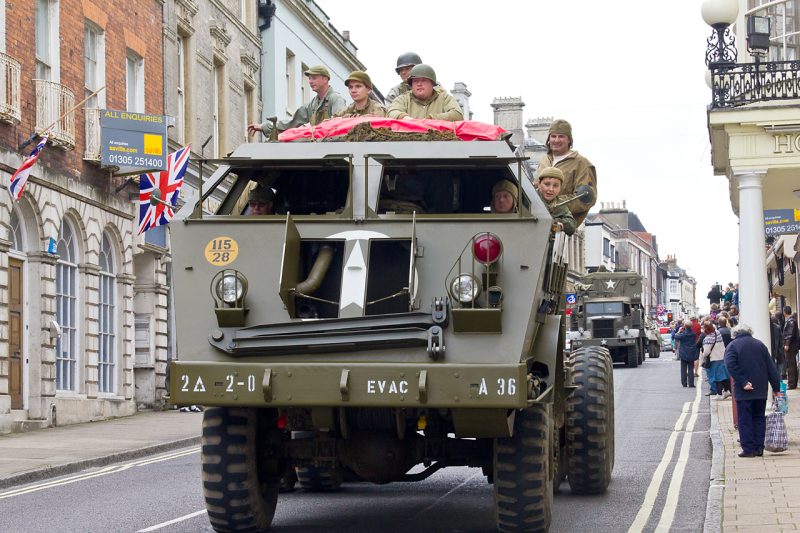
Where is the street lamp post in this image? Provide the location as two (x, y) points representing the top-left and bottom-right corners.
(702, 0), (739, 68)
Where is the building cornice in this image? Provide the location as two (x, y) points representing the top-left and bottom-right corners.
(209, 0), (261, 47)
(281, 0), (365, 72)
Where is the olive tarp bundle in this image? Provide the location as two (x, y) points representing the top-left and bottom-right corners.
(329, 121), (458, 142)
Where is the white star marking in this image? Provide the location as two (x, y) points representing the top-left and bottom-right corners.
(606, 280), (616, 290)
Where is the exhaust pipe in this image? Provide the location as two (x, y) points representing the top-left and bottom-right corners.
(295, 245), (334, 295)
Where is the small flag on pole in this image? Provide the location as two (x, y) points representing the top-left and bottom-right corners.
(137, 145), (191, 235)
(9, 135), (48, 200)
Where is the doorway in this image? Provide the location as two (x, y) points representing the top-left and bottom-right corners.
(9, 258), (23, 409)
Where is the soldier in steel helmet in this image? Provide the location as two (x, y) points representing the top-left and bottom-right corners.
(535, 119), (597, 226)
(335, 71), (387, 118)
(386, 64), (464, 121)
(247, 65), (346, 137)
(536, 167), (577, 235)
(386, 52), (422, 104)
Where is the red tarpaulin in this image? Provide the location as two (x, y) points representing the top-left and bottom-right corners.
(277, 116), (508, 142)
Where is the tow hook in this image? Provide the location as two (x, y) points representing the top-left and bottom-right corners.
(431, 296), (449, 325)
(427, 326), (445, 360)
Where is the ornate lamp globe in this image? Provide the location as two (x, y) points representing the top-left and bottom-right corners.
(701, 0), (739, 29)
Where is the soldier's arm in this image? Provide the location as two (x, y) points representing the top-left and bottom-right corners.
(566, 158), (597, 226)
(387, 95), (409, 119)
(330, 94), (347, 117)
(554, 205), (577, 236)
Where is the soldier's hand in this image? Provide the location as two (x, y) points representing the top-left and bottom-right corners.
(247, 123), (263, 135)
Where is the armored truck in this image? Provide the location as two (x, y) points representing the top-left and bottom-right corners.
(167, 128), (613, 532)
(568, 271), (660, 368)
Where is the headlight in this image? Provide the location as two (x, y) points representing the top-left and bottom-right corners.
(450, 274), (481, 304)
(213, 270), (248, 305)
(624, 325), (630, 332)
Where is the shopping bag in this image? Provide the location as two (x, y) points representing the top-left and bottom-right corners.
(765, 401), (788, 453)
(777, 392), (789, 415)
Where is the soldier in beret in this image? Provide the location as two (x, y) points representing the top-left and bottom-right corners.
(335, 71), (387, 118)
(247, 65), (346, 137)
(247, 185), (274, 215)
(537, 167), (577, 235)
(535, 119), (597, 226)
(490, 179), (517, 214)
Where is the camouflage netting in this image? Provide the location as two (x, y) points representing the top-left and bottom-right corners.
(325, 121), (460, 142)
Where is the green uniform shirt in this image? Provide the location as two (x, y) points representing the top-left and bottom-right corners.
(261, 87), (347, 133)
(335, 99), (387, 118)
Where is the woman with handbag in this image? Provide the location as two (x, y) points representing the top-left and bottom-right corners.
(702, 322), (730, 398)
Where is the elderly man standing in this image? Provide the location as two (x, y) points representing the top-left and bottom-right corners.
(386, 52), (422, 104)
(386, 64), (463, 121)
(247, 65), (346, 137)
(535, 119), (597, 226)
(725, 323), (781, 457)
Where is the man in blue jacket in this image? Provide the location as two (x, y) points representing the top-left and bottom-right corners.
(724, 323), (781, 457)
(674, 321), (700, 387)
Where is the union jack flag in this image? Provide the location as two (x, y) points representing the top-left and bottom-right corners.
(9, 135), (48, 200)
(138, 145), (191, 235)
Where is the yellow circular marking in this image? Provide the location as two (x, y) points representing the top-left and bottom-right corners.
(204, 237), (239, 266)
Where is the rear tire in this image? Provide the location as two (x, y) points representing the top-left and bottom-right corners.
(202, 407), (281, 532)
(649, 341), (661, 358)
(566, 347), (614, 495)
(626, 346), (638, 368)
(295, 465), (343, 491)
(493, 403), (553, 532)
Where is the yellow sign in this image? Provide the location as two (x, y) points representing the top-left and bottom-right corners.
(143, 134), (164, 155)
(204, 237), (239, 266)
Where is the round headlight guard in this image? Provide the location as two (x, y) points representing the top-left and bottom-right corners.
(212, 270), (248, 306)
(450, 273), (481, 304)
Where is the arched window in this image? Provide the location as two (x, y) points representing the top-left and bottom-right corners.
(56, 219), (78, 391)
(9, 209), (24, 252)
(98, 232), (116, 393)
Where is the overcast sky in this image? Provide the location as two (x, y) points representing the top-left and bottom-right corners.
(319, 0), (739, 311)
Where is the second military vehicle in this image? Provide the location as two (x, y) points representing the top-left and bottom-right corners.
(568, 270), (661, 367)
(166, 120), (613, 532)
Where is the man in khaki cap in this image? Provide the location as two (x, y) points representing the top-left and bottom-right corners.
(490, 180), (518, 214)
(387, 64), (463, 121)
(335, 71), (387, 118)
(535, 119), (597, 226)
(247, 185), (274, 215)
(247, 65), (346, 137)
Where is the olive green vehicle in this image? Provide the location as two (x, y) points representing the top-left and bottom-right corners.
(568, 271), (661, 368)
(167, 134), (614, 532)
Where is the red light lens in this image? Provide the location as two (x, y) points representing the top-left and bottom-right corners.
(277, 415), (287, 429)
(473, 233), (503, 264)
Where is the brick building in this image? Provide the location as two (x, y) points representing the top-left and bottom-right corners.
(0, 0), (163, 432)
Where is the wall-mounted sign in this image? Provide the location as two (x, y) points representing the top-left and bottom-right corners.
(764, 208), (800, 236)
(100, 110), (167, 171)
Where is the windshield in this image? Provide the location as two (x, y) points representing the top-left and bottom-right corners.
(585, 302), (623, 315)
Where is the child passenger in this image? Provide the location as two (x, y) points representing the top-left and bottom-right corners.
(536, 167), (576, 235)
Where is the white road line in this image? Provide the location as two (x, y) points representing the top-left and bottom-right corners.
(136, 509), (207, 532)
(412, 471), (479, 519)
(654, 384), (702, 532)
(627, 399), (694, 533)
(0, 447), (199, 500)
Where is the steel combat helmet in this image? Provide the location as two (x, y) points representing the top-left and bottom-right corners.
(406, 64), (437, 86)
(395, 52), (422, 73)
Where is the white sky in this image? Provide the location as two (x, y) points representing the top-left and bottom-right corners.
(319, 0), (739, 312)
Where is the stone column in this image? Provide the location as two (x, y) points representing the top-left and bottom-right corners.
(736, 171), (770, 345)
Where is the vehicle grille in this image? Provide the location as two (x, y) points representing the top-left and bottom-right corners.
(592, 319), (615, 339)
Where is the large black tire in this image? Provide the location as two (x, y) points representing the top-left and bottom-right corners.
(494, 403), (553, 532)
(566, 347), (614, 495)
(202, 407), (281, 532)
(295, 465), (343, 491)
(626, 345), (638, 368)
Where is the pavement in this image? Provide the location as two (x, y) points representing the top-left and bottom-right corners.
(710, 387), (800, 532)
(0, 409), (202, 490)
(0, 390), (796, 532)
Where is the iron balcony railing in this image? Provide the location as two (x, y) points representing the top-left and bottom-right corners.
(0, 52), (21, 124)
(34, 79), (75, 150)
(710, 60), (800, 109)
(84, 107), (101, 161)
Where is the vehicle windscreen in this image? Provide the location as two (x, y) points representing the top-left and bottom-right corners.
(585, 302), (624, 315)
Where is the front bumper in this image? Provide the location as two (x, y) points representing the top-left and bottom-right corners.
(169, 361), (528, 409)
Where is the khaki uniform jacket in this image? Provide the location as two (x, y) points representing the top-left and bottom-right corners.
(547, 196), (577, 236)
(261, 88), (347, 133)
(335, 99), (387, 118)
(387, 87), (464, 121)
(536, 150), (597, 226)
(386, 81), (409, 104)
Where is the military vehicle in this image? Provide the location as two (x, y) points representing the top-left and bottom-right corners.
(568, 271), (661, 368)
(166, 126), (613, 532)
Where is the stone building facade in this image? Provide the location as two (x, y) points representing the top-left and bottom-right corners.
(0, 0), (163, 433)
